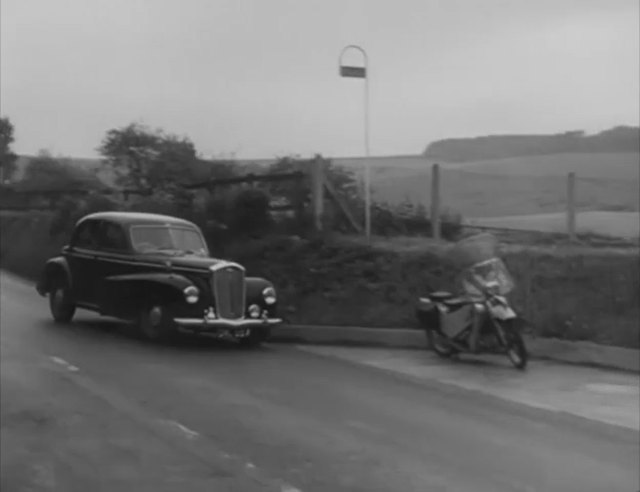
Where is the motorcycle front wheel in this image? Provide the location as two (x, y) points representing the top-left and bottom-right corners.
(498, 321), (528, 370)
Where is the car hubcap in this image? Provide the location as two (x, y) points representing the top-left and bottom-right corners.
(148, 306), (162, 327)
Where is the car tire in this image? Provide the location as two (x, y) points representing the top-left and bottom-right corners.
(239, 328), (269, 348)
(138, 304), (176, 343)
(49, 279), (76, 324)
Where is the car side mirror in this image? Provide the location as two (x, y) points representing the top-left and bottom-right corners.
(62, 245), (71, 254)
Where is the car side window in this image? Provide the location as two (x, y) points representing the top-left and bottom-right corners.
(73, 220), (100, 250)
(99, 222), (128, 252)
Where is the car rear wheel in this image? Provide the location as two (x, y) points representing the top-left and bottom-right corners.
(138, 304), (176, 343)
(49, 279), (76, 324)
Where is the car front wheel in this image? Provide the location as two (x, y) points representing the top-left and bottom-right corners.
(49, 280), (76, 323)
(138, 304), (176, 343)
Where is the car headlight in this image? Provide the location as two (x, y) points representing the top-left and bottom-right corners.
(262, 286), (276, 305)
(183, 285), (199, 304)
(248, 304), (261, 318)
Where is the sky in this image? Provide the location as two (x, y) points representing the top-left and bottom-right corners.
(1, 0), (638, 159)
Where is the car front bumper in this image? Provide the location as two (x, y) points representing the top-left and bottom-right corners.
(173, 316), (282, 335)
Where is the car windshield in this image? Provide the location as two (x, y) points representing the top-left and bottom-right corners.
(130, 225), (208, 256)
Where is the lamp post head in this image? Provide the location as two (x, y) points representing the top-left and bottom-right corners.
(338, 45), (368, 79)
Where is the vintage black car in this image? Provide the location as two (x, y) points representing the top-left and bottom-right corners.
(36, 212), (282, 345)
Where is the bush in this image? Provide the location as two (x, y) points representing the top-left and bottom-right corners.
(49, 193), (120, 237)
(1, 213), (66, 280)
(370, 201), (463, 241)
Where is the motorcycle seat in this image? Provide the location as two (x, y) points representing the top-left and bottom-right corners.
(443, 297), (471, 308)
(428, 291), (454, 301)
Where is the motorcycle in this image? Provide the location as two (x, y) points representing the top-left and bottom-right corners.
(415, 234), (530, 370)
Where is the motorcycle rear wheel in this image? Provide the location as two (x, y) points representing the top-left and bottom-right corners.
(426, 329), (457, 358)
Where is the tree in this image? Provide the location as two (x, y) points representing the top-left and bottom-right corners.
(98, 122), (199, 192)
(0, 116), (18, 183)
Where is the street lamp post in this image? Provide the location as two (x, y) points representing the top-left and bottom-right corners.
(339, 44), (371, 241)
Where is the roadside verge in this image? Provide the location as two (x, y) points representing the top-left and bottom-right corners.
(271, 324), (640, 373)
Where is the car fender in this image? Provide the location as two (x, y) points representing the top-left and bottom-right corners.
(105, 272), (195, 292)
(36, 256), (72, 296)
(245, 277), (278, 302)
(245, 277), (277, 313)
(103, 272), (196, 307)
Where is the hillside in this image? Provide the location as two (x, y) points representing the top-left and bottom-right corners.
(424, 126), (640, 162)
(439, 152), (640, 180)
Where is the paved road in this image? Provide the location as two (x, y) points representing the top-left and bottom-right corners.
(1, 272), (638, 492)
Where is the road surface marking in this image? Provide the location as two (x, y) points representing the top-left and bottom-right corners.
(281, 485), (302, 492)
(246, 462), (256, 469)
(162, 420), (200, 440)
(585, 383), (638, 395)
(49, 356), (79, 372)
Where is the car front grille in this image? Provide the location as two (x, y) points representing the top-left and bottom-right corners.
(211, 265), (245, 319)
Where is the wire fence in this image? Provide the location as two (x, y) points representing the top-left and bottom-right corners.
(360, 158), (639, 240)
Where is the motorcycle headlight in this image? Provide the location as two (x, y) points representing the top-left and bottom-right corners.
(484, 281), (500, 296)
(262, 286), (276, 305)
(183, 285), (199, 304)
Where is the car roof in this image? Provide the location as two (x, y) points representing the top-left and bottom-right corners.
(78, 212), (197, 228)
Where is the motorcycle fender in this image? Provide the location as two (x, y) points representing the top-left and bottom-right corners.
(416, 297), (435, 311)
(489, 304), (517, 320)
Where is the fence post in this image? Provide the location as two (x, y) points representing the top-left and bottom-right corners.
(566, 172), (576, 241)
(430, 163), (441, 240)
(310, 156), (325, 232)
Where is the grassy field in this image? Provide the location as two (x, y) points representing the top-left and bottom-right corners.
(335, 152), (639, 179)
(335, 152), (640, 231)
(467, 211), (640, 239)
(441, 152), (640, 180)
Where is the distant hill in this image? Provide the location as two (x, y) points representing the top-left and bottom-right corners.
(424, 126), (640, 162)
